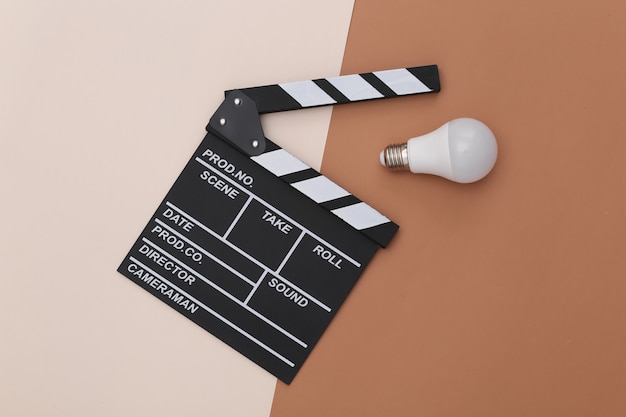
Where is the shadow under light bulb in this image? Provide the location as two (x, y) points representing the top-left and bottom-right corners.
(380, 118), (498, 183)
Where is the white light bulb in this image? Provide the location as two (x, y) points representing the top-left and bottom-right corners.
(379, 118), (498, 183)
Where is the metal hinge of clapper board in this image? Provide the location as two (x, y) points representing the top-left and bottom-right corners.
(206, 65), (441, 248)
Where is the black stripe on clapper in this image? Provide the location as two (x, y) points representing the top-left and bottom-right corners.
(359, 72), (398, 98)
(262, 138), (281, 153)
(407, 65), (441, 92)
(280, 168), (320, 184)
(312, 79), (351, 104)
(319, 195), (362, 211)
(360, 222), (400, 249)
(230, 85), (303, 114)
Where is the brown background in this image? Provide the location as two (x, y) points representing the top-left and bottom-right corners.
(271, 0), (626, 416)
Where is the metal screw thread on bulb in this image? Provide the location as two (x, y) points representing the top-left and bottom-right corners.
(382, 143), (409, 169)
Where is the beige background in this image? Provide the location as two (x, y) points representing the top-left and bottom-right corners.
(0, 1), (353, 415)
(4, 0), (626, 416)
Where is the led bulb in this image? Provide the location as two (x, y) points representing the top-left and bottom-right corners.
(380, 118), (498, 183)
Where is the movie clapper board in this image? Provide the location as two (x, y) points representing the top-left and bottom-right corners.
(118, 65), (440, 383)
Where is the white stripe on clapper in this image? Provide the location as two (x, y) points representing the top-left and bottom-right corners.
(291, 175), (350, 203)
(331, 202), (390, 230)
(278, 80), (336, 107)
(373, 68), (431, 95)
(251, 148), (310, 177)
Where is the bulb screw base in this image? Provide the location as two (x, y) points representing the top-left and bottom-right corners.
(382, 143), (409, 169)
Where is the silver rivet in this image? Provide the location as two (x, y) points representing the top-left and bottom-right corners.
(219, 118), (226, 126)
(234, 98), (242, 106)
(251, 140), (259, 148)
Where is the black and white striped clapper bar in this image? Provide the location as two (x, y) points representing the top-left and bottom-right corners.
(118, 65), (440, 384)
(216, 65), (441, 247)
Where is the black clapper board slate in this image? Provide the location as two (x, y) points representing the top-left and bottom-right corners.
(118, 65), (440, 383)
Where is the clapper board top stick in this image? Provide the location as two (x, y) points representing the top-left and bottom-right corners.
(213, 65), (441, 247)
(118, 65), (440, 383)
